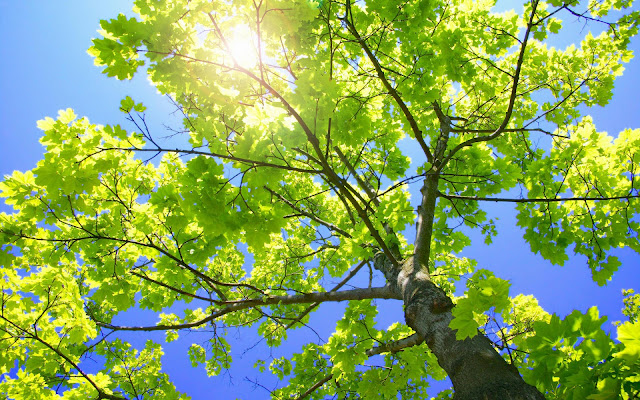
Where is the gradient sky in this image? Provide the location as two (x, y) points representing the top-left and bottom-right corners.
(1, 1), (639, 399)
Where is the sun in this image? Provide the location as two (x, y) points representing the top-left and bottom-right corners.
(226, 25), (259, 68)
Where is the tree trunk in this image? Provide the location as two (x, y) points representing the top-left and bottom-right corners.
(375, 255), (545, 399)
(372, 109), (546, 398)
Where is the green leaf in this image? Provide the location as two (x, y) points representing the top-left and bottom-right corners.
(188, 344), (206, 368)
(450, 270), (511, 339)
(120, 96), (135, 112)
(586, 378), (620, 399)
(449, 307), (480, 340)
(614, 321), (640, 363)
(548, 19), (562, 34)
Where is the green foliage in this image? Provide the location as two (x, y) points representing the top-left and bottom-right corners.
(88, 14), (149, 79)
(2, 0), (640, 398)
(119, 96), (147, 113)
(621, 289), (640, 323)
(517, 308), (640, 399)
(517, 119), (640, 284)
(272, 302), (440, 399)
(450, 270), (512, 339)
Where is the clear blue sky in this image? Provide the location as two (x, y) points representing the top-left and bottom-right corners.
(1, 1), (639, 399)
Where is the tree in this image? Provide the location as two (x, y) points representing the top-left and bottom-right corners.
(1, 0), (639, 398)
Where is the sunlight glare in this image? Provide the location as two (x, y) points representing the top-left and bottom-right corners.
(227, 25), (259, 68)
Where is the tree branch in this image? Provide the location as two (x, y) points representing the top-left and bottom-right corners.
(439, 192), (640, 203)
(264, 186), (352, 238)
(366, 333), (423, 356)
(284, 260), (368, 330)
(451, 127), (558, 137)
(342, 0), (434, 163)
(334, 146), (379, 205)
(96, 286), (400, 331)
(0, 313), (126, 400)
(94, 146), (321, 174)
(295, 374), (333, 400)
(3, 230), (267, 298)
(438, 0), (540, 170)
(129, 271), (218, 303)
(295, 333), (423, 400)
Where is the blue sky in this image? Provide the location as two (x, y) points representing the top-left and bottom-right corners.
(1, 1), (639, 399)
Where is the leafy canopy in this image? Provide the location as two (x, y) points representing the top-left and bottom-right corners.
(1, 0), (640, 398)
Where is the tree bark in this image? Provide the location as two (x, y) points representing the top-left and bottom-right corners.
(372, 107), (546, 399)
(376, 255), (545, 400)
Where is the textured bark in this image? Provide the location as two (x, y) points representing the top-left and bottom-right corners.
(375, 256), (545, 400)
(373, 109), (546, 398)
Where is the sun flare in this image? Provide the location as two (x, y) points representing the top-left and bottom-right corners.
(226, 25), (259, 67)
